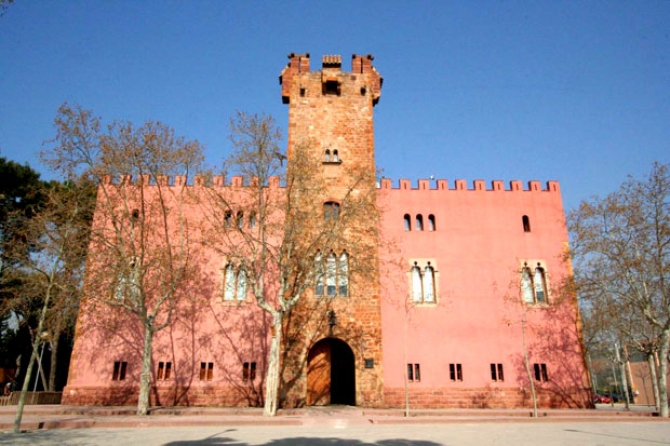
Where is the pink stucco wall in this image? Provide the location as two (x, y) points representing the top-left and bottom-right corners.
(377, 178), (591, 408)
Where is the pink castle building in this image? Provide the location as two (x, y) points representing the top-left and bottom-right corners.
(63, 53), (592, 409)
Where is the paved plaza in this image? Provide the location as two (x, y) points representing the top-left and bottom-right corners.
(1, 420), (669, 445)
(0, 405), (668, 445)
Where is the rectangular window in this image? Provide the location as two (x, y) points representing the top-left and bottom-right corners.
(407, 363), (421, 382)
(490, 363), (504, 382)
(533, 363), (549, 382)
(243, 362), (257, 381)
(200, 362), (214, 381)
(449, 363), (463, 381)
(112, 361), (127, 381)
(157, 361), (172, 380)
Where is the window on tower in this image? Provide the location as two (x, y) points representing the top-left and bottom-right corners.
(323, 80), (340, 96)
(324, 202), (340, 220)
(521, 262), (548, 304)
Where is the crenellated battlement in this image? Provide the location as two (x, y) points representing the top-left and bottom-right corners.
(101, 174), (560, 194)
(100, 174), (283, 189)
(378, 178), (560, 193)
(279, 52), (382, 105)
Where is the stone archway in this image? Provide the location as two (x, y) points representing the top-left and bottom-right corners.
(306, 338), (356, 406)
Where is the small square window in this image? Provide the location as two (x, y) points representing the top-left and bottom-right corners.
(449, 363), (463, 381)
(243, 362), (257, 381)
(112, 361), (127, 381)
(200, 362), (214, 381)
(157, 361), (172, 380)
(533, 363), (549, 382)
(323, 80), (340, 95)
(407, 363), (421, 382)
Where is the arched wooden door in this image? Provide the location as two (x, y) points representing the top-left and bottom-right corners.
(306, 338), (355, 406)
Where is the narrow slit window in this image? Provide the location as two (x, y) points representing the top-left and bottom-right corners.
(522, 215), (531, 232)
(248, 212), (256, 229)
(404, 214), (411, 231)
(416, 214), (423, 231)
(324, 149), (331, 162)
(237, 211), (244, 229)
(224, 210), (232, 228)
(428, 214), (436, 231)
(449, 363), (463, 381)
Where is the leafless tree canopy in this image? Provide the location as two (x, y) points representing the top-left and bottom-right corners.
(569, 162), (670, 416)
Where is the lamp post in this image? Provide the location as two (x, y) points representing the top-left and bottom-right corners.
(327, 310), (337, 336)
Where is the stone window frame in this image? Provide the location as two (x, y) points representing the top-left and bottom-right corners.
(408, 259), (439, 305)
(221, 261), (249, 304)
(520, 259), (550, 305)
(314, 250), (349, 298)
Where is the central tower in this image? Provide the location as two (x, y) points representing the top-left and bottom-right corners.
(279, 53), (385, 407)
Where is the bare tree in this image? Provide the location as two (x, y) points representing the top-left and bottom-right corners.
(199, 112), (378, 416)
(569, 162), (670, 417)
(3, 179), (93, 433)
(42, 103), (204, 416)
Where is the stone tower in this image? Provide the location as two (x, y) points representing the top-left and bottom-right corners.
(278, 53), (385, 407)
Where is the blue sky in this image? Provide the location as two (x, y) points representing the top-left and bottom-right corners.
(1, 1), (668, 211)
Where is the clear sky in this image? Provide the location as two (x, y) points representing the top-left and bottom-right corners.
(1, 1), (668, 211)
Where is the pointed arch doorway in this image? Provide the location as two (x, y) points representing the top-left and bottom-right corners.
(306, 338), (356, 406)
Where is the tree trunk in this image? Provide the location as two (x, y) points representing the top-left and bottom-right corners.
(263, 315), (283, 417)
(403, 308), (409, 417)
(48, 337), (59, 392)
(136, 321), (154, 416)
(521, 313), (538, 418)
(615, 345), (630, 409)
(13, 287), (51, 433)
(648, 352), (661, 412)
(658, 331), (669, 418)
